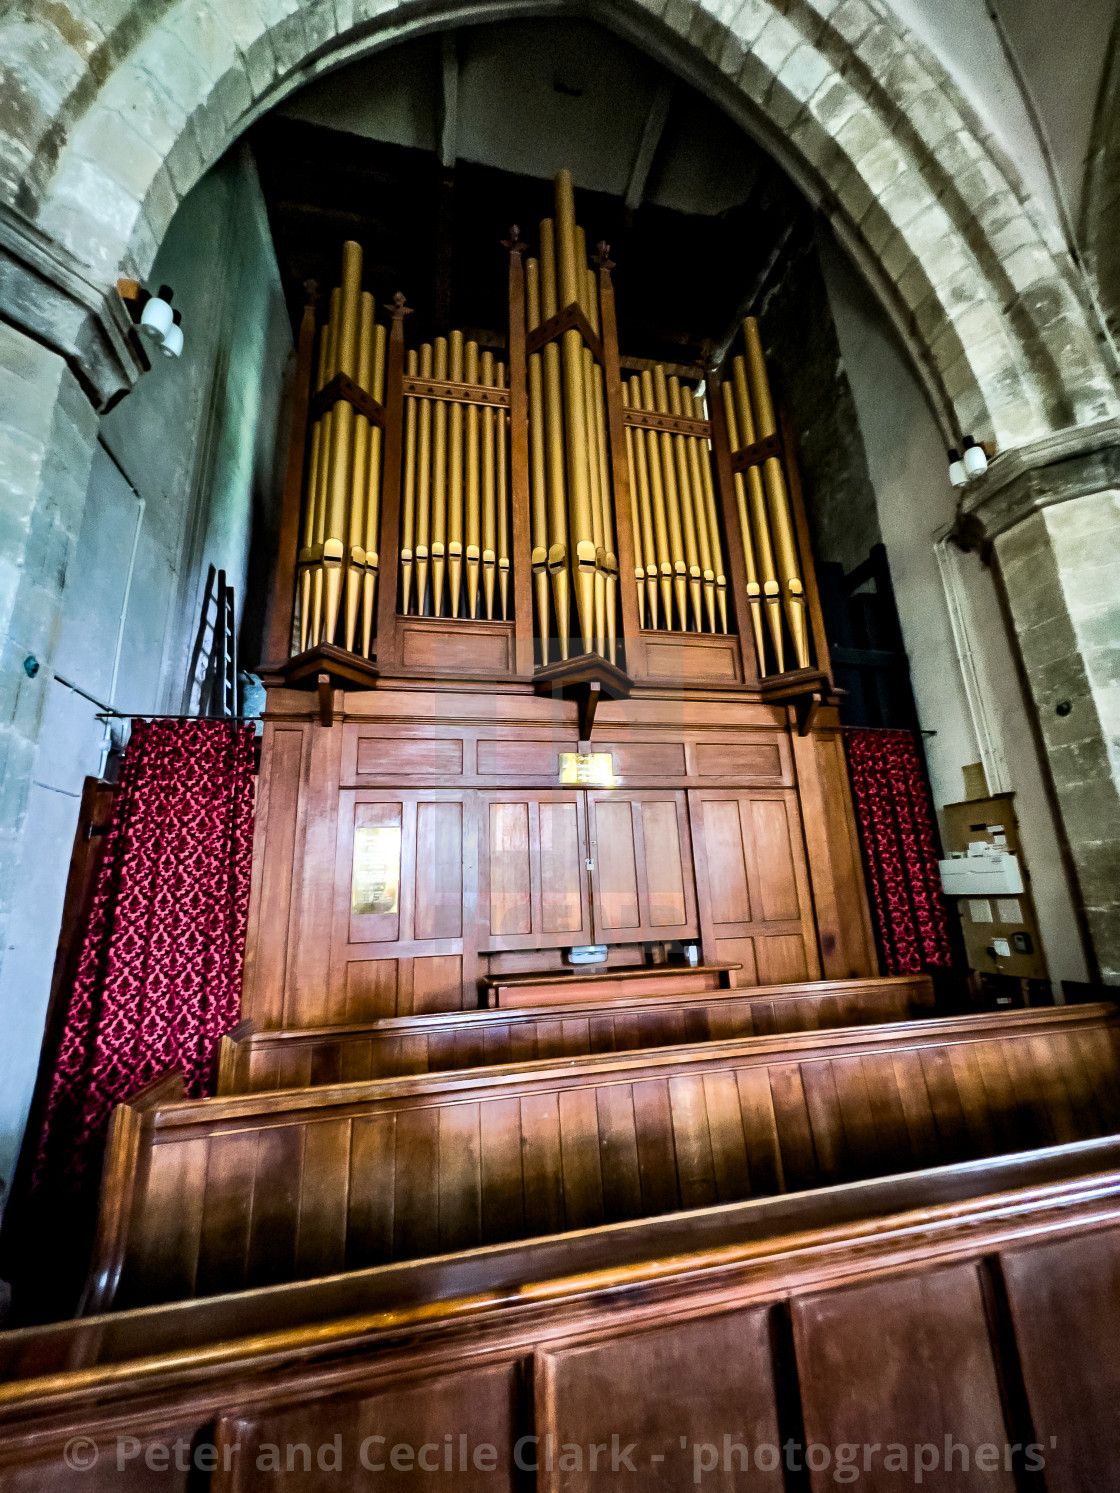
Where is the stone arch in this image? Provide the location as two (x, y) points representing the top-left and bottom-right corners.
(1, 0), (1115, 446)
(1083, 7), (1120, 345)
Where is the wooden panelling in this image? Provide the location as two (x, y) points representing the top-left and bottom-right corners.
(643, 634), (741, 681)
(477, 791), (591, 951)
(695, 739), (784, 779)
(539, 800), (583, 934)
(92, 1004), (1120, 1310)
(400, 619), (512, 673)
(588, 791), (697, 944)
(414, 801), (463, 940)
(476, 739), (561, 777)
(356, 736), (465, 776)
(242, 727), (305, 1029)
(597, 740), (686, 776)
(410, 955), (465, 1014)
(488, 802), (532, 935)
(793, 1264), (1018, 1490)
(592, 798), (640, 930)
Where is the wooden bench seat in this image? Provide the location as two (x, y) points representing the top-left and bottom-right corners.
(480, 961), (741, 1008)
(88, 1002), (1120, 1312)
(6, 1142), (1120, 1490)
(217, 972), (936, 1094)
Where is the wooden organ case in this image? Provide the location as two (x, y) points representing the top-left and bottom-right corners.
(246, 170), (877, 1029)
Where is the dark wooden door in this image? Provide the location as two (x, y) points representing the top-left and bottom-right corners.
(689, 787), (820, 984)
(586, 789), (698, 945)
(478, 789), (592, 952)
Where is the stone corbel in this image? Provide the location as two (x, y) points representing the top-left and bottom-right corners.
(955, 416), (1120, 550)
(0, 203), (148, 412)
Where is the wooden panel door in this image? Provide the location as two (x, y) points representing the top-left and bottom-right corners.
(690, 787), (820, 985)
(331, 789), (477, 1019)
(478, 790), (592, 952)
(586, 790), (698, 945)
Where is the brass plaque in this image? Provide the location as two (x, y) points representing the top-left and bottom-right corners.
(351, 826), (401, 915)
(559, 752), (615, 788)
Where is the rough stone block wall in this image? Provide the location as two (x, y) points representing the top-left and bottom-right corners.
(995, 495), (1120, 984)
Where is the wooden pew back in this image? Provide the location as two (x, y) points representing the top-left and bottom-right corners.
(217, 973), (936, 1094)
(91, 1003), (1120, 1313)
(7, 1151), (1120, 1492)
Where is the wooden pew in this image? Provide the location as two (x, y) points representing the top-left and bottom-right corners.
(217, 972), (936, 1094)
(89, 1003), (1120, 1313)
(5, 1140), (1120, 1491)
(480, 962), (741, 1008)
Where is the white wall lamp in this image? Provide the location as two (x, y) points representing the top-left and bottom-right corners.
(948, 435), (990, 488)
(117, 279), (186, 361)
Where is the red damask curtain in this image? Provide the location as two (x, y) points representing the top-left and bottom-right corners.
(844, 727), (953, 977)
(35, 719), (255, 1195)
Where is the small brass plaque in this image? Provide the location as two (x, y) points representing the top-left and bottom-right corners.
(559, 752), (615, 788)
(351, 825), (401, 915)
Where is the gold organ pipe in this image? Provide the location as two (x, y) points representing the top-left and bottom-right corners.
(627, 375), (659, 628)
(668, 375), (703, 631)
(687, 386), (728, 634)
(322, 241), (363, 645)
(465, 340), (481, 619)
(400, 346), (419, 616)
(621, 385), (646, 628)
(722, 378), (770, 672)
(344, 291), (375, 652)
(731, 353), (784, 671)
(431, 336), (449, 616)
(447, 330), (464, 618)
(361, 320), (387, 657)
(539, 219), (570, 658)
(555, 171), (595, 653)
(742, 317), (809, 668)
(526, 257), (551, 658)
(593, 362), (617, 663)
(480, 349), (497, 620)
(414, 341), (434, 616)
(681, 385), (716, 633)
(639, 370), (673, 626)
(575, 227), (589, 316)
(583, 345), (606, 655)
(496, 361), (510, 618)
(309, 287), (341, 647)
(653, 364), (687, 629)
(298, 315), (331, 652)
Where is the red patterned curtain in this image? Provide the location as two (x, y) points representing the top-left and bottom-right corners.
(844, 727), (953, 976)
(34, 720), (255, 1195)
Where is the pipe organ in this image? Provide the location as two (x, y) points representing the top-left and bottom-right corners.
(256, 168), (876, 1024)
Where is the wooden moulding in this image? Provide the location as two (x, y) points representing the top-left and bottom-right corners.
(533, 650), (633, 739)
(728, 430), (782, 473)
(401, 374), (511, 409)
(525, 300), (605, 366)
(307, 370), (386, 428)
(621, 406), (711, 439)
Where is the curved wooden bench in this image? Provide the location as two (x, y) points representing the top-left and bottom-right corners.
(216, 973), (936, 1094)
(88, 1002), (1120, 1313)
(4, 1143), (1120, 1491)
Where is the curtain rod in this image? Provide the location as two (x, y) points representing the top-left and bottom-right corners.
(94, 711), (258, 722)
(841, 724), (937, 737)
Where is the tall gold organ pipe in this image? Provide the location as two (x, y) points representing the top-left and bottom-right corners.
(554, 170), (595, 654)
(360, 320), (387, 657)
(480, 350), (497, 620)
(414, 341), (434, 616)
(592, 364), (617, 663)
(344, 291), (375, 652)
(298, 314), (331, 652)
(539, 219), (570, 657)
(680, 385), (716, 632)
(309, 287), (341, 648)
(526, 257), (551, 657)
(653, 365), (687, 629)
(400, 347), (419, 616)
(730, 353), (784, 670)
(582, 344), (606, 654)
(447, 330), (464, 618)
(496, 362), (510, 618)
(431, 337), (449, 616)
(686, 386), (728, 634)
(722, 378), (770, 671)
(627, 376), (659, 628)
(668, 375), (703, 631)
(742, 317), (809, 668)
(639, 370), (673, 625)
(322, 241), (363, 645)
(621, 386), (646, 627)
(465, 340), (481, 619)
